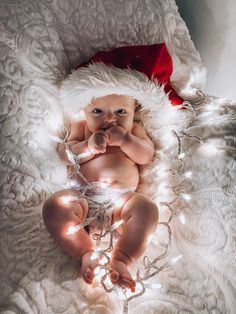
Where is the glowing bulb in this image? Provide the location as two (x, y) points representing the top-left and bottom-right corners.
(72, 111), (85, 120)
(184, 171), (192, 178)
(96, 269), (106, 280)
(103, 276), (112, 286)
(146, 283), (162, 290)
(61, 195), (80, 204)
(147, 234), (154, 244)
(93, 267), (106, 282)
(113, 197), (124, 207)
(49, 135), (63, 143)
(66, 226), (76, 235)
(66, 224), (82, 235)
(170, 255), (182, 265)
(182, 193), (191, 201)
(135, 282), (143, 291)
(90, 252), (99, 261)
(114, 286), (126, 298)
(178, 153), (185, 159)
(158, 182), (169, 196)
(201, 143), (219, 155)
(94, 266), (101, 275)
(65, 148), (76, 165)
(77, 150), (92, 159)
(178, 213), (186, 224)
(100, 257), (107, 265)
(205, 104), (219, 111)
(111, 220), (124, 231)
(158, 165), (168, 178)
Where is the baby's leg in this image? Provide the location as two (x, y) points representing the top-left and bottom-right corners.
(42, 188), (98, 284)
(111, 192), (158, 291)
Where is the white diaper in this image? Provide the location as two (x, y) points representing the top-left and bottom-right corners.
(70, 181), (136, 239)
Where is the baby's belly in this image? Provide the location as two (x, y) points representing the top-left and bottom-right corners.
(79, 148), (139, 188)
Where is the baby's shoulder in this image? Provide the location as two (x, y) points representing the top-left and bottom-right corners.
(131, 121), (145, 133)
(68, 119), (87, 141)
(70, 118), (86, 129)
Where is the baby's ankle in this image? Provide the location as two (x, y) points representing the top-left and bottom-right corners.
(80, 249), (94, 264)
(111, 248), (133, 266)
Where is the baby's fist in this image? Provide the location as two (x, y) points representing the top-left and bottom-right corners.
(106, 126), (127, 146)
(88, 130), (108, 154)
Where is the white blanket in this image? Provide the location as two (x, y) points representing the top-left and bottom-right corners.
(0, 0), (235, 313)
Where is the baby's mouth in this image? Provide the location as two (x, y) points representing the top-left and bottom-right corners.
(102, 125), (116, 130)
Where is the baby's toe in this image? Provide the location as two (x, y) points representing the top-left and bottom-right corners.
(121, 274), (136, 292)
(83, 267), (94, 284)
(110, 270), (120, 284)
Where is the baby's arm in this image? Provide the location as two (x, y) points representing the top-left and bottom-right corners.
(120, 122), (154, 165)
(57, 120), (95, 165)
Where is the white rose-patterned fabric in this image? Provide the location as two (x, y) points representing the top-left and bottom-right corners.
(0, 1), (235, 313)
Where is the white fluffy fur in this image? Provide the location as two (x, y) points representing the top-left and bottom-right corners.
(60, 63), (191, 145)
(60, 63), (170, 112)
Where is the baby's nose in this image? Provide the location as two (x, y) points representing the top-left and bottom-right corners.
(105, 111), (116, 122)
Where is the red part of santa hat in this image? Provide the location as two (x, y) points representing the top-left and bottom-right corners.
(60, 43), (184, 115)
(77, 43), (183, 105)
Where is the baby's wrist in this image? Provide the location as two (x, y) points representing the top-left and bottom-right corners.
(120, 131), (131, 148)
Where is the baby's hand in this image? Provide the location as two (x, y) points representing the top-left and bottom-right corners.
(106, 126), (127, 147)
(88, 130), (109, 154)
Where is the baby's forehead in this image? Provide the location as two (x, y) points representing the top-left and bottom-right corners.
(88, 94), (136, 108)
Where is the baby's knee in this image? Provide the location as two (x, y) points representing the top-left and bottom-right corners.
(42, 189), (88, 227)
(123, 193), (159, 223)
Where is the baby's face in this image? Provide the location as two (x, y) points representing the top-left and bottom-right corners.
(84, 94), (136, 133)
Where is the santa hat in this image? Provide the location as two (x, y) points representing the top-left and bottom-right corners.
(60, 43), (184, 116)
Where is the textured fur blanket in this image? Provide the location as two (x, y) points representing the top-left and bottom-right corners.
(1, 1), (235, 313)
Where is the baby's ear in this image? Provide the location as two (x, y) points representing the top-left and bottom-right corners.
(135, 100), (142, 112)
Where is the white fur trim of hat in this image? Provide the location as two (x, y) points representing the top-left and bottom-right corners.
(60, 62), (191, 140)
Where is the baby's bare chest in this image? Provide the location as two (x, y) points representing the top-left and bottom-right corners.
(80, 147), (139, 187)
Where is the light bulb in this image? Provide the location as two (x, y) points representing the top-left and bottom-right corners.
(201, 143), (219, 155)
(184, 171), (192, 178)
(178, 153), (185, 159)
(182, 193), (191, 201)
(90, 252), (99, 261)
(146, 283), (162, 290)
(94, 266), (101, 275)
(94, 268), (106, 281)
(170, 255), (183, 265)
(61, 195), (80, 204)
(103, 276), (113, 286)
(49, 135), (63, 143)
(100, 257), (107, 265)
(135, 282), (143, 291)
(178, 213), (186, 224)
(72, 111), (85, 120)
(147, 234), (154, 244)
(65, 148), (76, 165)
(158, 182), (169, 196)
(113, 197), (124, 207)
(66, 224), (82, 235)
(158, 165), (168, 178)
(111, 220), (124, 231)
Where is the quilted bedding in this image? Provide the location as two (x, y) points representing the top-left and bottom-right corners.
(0, 0), (235, 313)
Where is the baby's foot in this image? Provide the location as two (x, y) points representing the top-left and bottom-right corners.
(109, 258), (136, 292)
(81, 250), (99, 284)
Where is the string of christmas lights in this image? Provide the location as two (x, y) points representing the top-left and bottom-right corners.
(50, 90), (210, 313)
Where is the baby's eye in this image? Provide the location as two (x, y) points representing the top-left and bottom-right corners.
(115, 109), (126, 115)
(92, 108), (103, 114)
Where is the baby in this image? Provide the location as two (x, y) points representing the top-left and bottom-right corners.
(43, 93), (158, 292)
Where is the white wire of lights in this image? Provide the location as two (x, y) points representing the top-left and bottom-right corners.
(50, 90), (219, 313)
